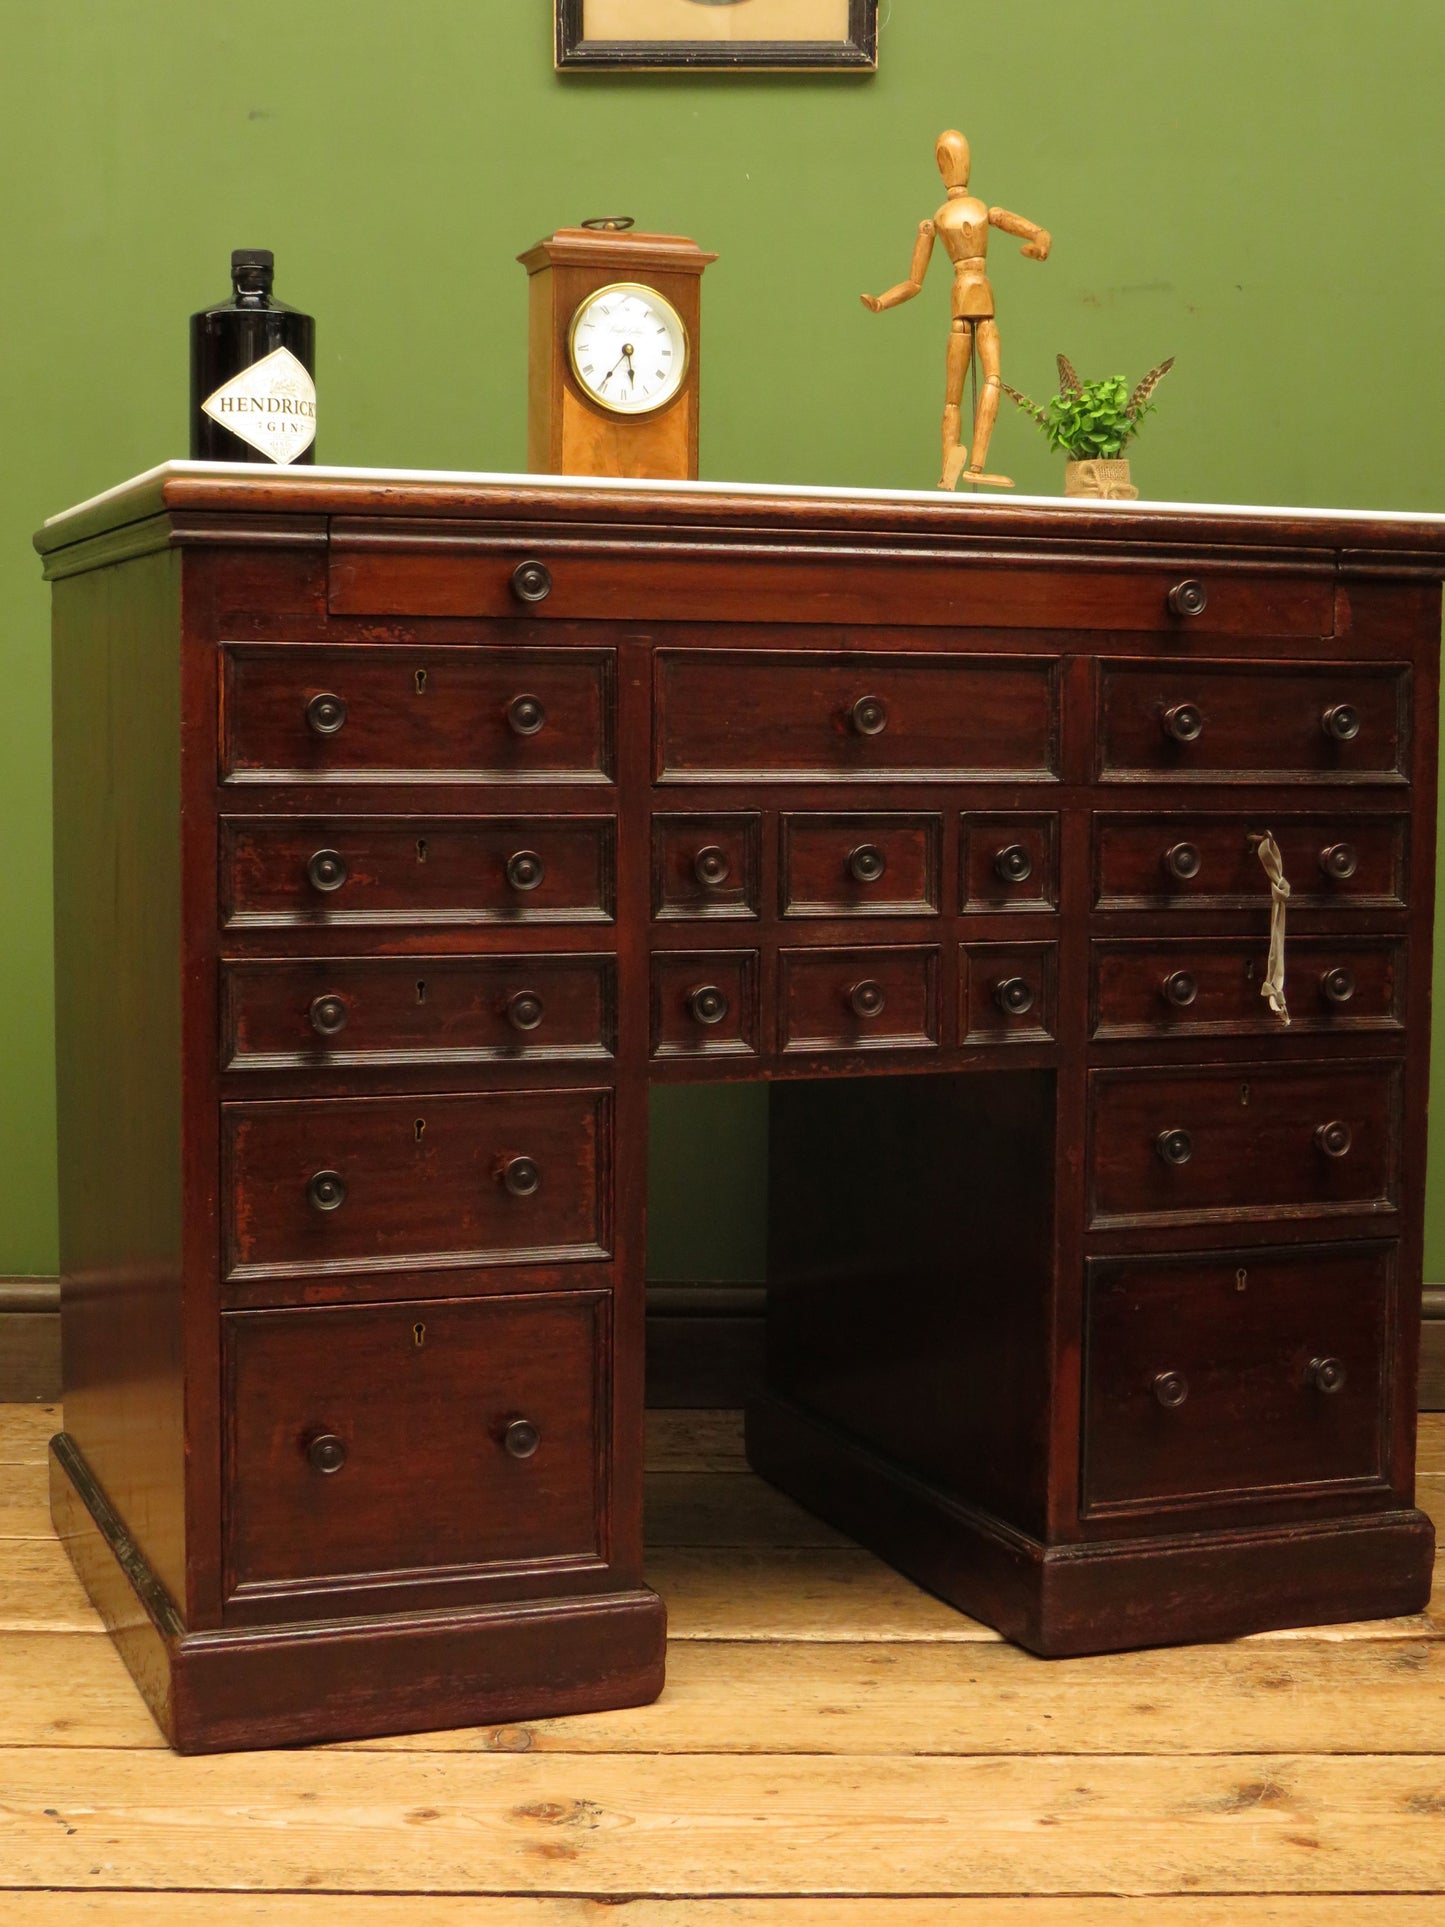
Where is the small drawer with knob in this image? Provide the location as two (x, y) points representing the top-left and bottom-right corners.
(960, 812), (1059, 913)
(1081, 1243), (1392, 1519)
(1086, 1061), (1400, 1231)
(1096, 660), (1409, 784)
(223, 1289), (608, 1613)
(779, 945), (939, 1056)
(960, 942), (1057, 1045)
(651, 951), (760, 1060)
(654, 648), (1060, 783)
(781, 813), (941, 919)
(220, 814), (615, 927)
(1092, 811), (1409, 911)
(1090, 936), (1405, 1040)
(221, 1087), (612, 1283)
(221, 642), (615, 785)
(221, 954), (617, 1070)
(651, 813), (761, 921)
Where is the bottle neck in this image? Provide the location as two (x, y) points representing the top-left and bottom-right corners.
(232, 270), (273, 309)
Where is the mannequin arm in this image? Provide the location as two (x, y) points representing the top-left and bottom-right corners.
(990, 207), (1051, 262)
(861, 221), (936, 311)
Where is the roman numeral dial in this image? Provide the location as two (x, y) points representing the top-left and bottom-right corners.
(567, 282), (689, 418)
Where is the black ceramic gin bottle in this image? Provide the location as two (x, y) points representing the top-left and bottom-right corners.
(190, 249), (316, 463)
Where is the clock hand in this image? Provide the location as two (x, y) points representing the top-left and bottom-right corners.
(598, 347), (629, 392)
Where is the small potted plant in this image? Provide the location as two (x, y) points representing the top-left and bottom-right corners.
(1002, 354), (1174, 499)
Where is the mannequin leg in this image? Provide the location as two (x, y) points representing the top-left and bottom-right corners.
(940, 320), (973, 491)
(965, 320), (1011, 485)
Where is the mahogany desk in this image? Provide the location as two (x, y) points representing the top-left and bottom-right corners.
(37, 464), (1445, 1752)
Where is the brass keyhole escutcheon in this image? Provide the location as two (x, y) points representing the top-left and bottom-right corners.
(414, 1118), (426, 1142)
(414, 668), (428, 695)
(1240, 1083), (1250, 1107)
(416, 980), (427, 1004)
(412, 1321), (426, 1347)
(416, 838), (428, 863)
(1236, 1268), (1249, 1292)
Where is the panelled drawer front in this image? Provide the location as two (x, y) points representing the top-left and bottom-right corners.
(652, 813), (761, 921)
(960, 942), (1057, 1044)
(656, 650), (1060, 783)
(782, 813), (941, 918)
(223, 1088), (611, 1280)
(1092, 936), (1405, 1040)
(1083, 1245), (1390, 1515)
(1094, 813), (1408, 910)
(223, 955), (616, 1069)
(1097, 660), (1409, 783)
(221, 643), (615, 784)
(225, 1291), (606, 1598)
(651, 951), (760, 1059)
(961, 812), (1059, 912)
(1088, 1062), (1400, 1229)
(221, 815), (615, 926)
(780, 946), (940, 1054)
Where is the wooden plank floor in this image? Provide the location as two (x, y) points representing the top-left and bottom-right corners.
(2, 1403), (1443, 1923)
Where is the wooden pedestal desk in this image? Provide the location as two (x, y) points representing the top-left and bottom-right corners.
(37, 464), (1445, 1753)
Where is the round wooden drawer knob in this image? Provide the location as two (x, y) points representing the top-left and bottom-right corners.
(848, 843), (887, 884)
(308, 993), (351, 1037)
(1163, 842), (1202, 881)
(1153, 1371), (1190, 1408)
(1316, 1120), (1353, 1158)
(693, 845), (731, 887)
(1307, 1356), (1347, 1395)
(502, 1156), (541, 1198)
(849, 695), (889, 736)
(306, 1169), (347, 1213)
(1166, 580), (1208, 618)
(994, 977), (1035, 1016)
(994, 844), (1033, 884)
(1162, 702), (1204, 744)
(1320, 842), (1358, 880)
(688, 984), (730, 1026)
(506, 991), (545, 1032)
(505, 850), (545, 892)
(511, 560), (553, 604)
(1161, 971), (1198, 1008)
(507, 694), (546, 736)
(1322, 703), (1361, 743)
(306, 848), (349, 893)
(305, 692), (347, 736)
(504, 1418), (541, 1459)
(848, 980), (886, 1019)
(1156, 1128), (1193, 1167)
(307, 1433), (348, 1474)
(1320, 967), (1356, 1006)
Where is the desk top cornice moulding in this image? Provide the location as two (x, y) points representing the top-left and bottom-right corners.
(35, 460), (1445, 567)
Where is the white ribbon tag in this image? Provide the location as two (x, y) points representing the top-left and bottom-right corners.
(1251, 832), (1291, 1024)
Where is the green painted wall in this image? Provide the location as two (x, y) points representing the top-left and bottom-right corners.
(3, 0), (1444, 1280)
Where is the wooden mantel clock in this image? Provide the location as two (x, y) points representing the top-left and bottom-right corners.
(519, 218), (716, 480)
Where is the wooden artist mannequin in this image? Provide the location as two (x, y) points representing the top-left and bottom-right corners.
(862, 130), (1051, 490)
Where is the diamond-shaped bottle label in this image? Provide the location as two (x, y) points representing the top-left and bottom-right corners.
(202, 345), (316, 463)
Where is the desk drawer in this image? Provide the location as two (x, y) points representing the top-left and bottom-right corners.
(223, 1087), (611, 1280)
(221, 815), (615, 927)
(1088, 1062), (1400, 1229)
(652, 813), (762, 921)
(780, 946), (940, 1054)
(1093, 812), (1408, 911)
(225, 1291), (606, 1603)
(655, 650), (1059, 783)
(221, 643), (614, 785)
(1091, 936), (1405, 1040)
(1083, 1245), (1390, 1517)
(1097, 660), (1409, 784)
(223, 955), (616, 1069)
(651, 950), (760, 1059)
(781, 813), (941, 918)
(960, 813), (1059, 913)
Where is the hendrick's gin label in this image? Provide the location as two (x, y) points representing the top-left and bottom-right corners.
(190, 250), (316, 463)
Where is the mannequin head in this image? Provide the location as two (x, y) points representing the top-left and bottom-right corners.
(935, 130), (971, 193)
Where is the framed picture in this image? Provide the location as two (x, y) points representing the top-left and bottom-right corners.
(556, 1), (879, 72)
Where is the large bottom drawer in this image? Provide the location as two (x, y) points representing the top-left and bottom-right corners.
(1083, 1243), (1393, 1519)
(224, 1291), (609, 1609)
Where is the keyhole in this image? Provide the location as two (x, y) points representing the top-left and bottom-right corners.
(1245, 958), (1256, 982)
(414, 1118), (426, 1142)
(1236, 1268), (1249, 1292)
(413, 1321), (426, 1347)
(416, 980), (427, 1003)
(416, 838), (428, 863)
(414, 668), (428, 695)
(1240, 1083), (1251, 1107)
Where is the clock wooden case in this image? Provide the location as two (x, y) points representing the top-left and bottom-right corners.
(520, 225), (716, 480)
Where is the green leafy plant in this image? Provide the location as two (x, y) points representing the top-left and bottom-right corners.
(1002, 353), (1175, 461)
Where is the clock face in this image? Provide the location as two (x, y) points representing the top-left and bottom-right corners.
(568, 282), (688, 417)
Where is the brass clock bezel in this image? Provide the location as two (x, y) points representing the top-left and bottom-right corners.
(566, 281), (690, 419)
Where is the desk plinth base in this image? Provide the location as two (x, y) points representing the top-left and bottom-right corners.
(746, 1393), (1436, 1656)
(49, 1434), (667, 1755)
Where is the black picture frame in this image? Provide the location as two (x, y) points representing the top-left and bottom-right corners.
(556, 0), (878, 71)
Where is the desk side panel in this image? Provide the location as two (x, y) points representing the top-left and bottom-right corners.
(51, 550), (186, 1613)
